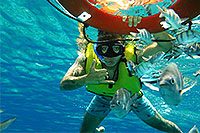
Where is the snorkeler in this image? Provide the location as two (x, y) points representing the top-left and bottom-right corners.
(60, 30), (183, 132)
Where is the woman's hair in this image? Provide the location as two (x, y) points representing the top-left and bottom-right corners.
(76, 26), (124, 54)
(97, 30), (123, 41)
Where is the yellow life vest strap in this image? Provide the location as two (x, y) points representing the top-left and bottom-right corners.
(124, 43), (137, 62)
(86, 43), (102, 73)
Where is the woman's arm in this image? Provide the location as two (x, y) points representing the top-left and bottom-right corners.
(60, 53), (87, 91)
(60, 53), (115, 91)
(137, 31), (174, 63)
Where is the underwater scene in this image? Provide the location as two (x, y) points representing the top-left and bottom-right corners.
(0, 0), (200, 132)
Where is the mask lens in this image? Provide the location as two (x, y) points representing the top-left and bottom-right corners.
(112, 45), (121, 54)
(101, 45), (109, 54)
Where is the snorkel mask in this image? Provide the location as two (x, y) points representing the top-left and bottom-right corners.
(93, 30), (125, 63)
(93, 42), (125, 63)
(96, 42), (125, 57)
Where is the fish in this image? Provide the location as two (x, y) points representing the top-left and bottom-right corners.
(143, 82), (159, 91)
(189, 125), (199, 133)
(110, 88), (138, 118)
(129, 0), (165, 6)
(159, 62), (197, 106)
(96, 126), (105, 133)
(163, 45), (183, 61)
(0, 117), (16, 131)
(193, 69), (200, 77)
(141, 70), (161, 83)
(144, 62), (197, 105)
(96, 0), (133, 14)
(176, 30), (200, 46)
(126, 60), (154, 77)
(96, 0), (165, 15)
(164, 42), (200, 60)
(135, 61), (154, 77)
(127, 60), (137, 74)
(157, 6), (182, 30)
(183, 43), (200, 58)
(130, 28), (153, 44)
(133, 51), (165, 77)
(142, 51), (165, 64)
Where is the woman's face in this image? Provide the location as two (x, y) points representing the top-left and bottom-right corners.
(102, 55), (122, 67)
(97, 33), (124, 67)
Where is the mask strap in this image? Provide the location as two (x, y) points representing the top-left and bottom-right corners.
(98, 30), (104, 36)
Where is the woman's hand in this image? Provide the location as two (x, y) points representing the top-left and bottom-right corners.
(86, 60), (115, 84)
(122, 16), (142, 27)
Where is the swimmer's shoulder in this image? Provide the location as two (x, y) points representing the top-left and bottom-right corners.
(75, 52), (86, 67)
(66, 53), (86, 77)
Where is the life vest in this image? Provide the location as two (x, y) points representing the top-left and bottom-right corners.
(85, 43), (142, 97)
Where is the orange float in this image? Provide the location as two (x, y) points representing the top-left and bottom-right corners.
(57, 0), (200, 34)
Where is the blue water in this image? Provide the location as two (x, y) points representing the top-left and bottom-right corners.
(0, 0), (200, 132)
